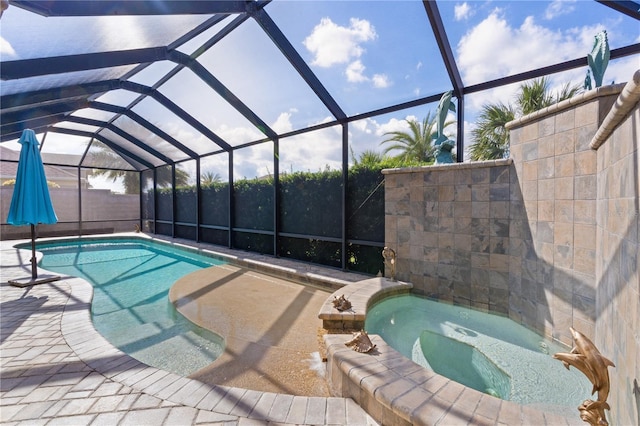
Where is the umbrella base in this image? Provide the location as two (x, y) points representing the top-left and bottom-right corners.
(9, 274), (61, 288)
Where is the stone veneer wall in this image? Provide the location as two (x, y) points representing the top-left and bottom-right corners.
(383, 159), (517, 315)
(384, 70), (639, 425)
(592, 71), (639, 426)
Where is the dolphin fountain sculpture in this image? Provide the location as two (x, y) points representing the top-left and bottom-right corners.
(585, 30), (610, 90)
(433, 90), (457, 164)
(553, 327), (615, 425)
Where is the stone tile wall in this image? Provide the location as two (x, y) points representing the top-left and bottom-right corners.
(592, 72), (639, 426)
(506, 87), (621, 344)
(383, 159), (515, 314)
(383, 73), (639, 425)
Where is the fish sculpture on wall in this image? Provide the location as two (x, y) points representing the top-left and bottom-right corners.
(553, 327), (615, 425)
(585, 30), (610, 90)
(345, 330), (376, 353)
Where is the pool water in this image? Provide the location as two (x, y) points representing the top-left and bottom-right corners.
(365, 293), (592, 414)
(36, 238), (225, 376)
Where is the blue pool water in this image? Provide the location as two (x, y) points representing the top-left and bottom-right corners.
(365, 293), (592, 414)
(35, 238), (225, 376)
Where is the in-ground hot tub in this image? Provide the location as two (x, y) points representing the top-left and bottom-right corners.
(319, 277), (591, 425)
(365, 292), (591, 414)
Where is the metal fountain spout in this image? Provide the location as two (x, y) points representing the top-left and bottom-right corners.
(382, 247), (397, 281)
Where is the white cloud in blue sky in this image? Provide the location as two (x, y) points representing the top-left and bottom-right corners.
(303, 16), (390, 89)
(303, 17), (377, 67)
(454, 2), (473, 21)
(544, 0), (577, 20)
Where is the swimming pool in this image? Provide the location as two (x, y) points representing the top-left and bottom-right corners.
(35, 238), (225, 376)
(365, 293), (592, 414)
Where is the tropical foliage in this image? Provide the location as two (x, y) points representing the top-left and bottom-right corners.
(2, 179), (59, 188)
(469, 77), (582, 161)
(380, 112), (454, 164)
(201, 171), (222, 186)
(88, 149), (190, 193)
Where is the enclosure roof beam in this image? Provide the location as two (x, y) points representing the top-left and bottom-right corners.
(0, 113), (71, 142)
(1, 47), (168, 80)
(595, 0), (640, 20)
(90, 101), (200, 159)
(0, 99), (89, 128)
(168, 50), (278, 140)
(464, 43), (640, 94)
(64, 115), (174, 165)
(120, 80), (233, 152)
(9, 1), (250, 17)
(0, 80), (121, 112)
(422, 0), (464, 98)
(251, 7), (347, 121)
(3, 124), (153, 170)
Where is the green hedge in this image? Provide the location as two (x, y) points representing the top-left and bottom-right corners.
(148, 159), (424, 273)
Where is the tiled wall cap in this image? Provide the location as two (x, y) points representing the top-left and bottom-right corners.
(505, 82), (626, 130)
(382, 158), (512, 175)
(590, 69), (640, 149)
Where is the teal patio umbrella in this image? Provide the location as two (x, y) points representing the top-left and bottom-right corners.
(7, 129), (60, 286)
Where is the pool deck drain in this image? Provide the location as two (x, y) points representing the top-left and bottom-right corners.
(1, 234), (582, 425)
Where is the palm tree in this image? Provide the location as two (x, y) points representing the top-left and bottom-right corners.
(468, 103), (515, 161)
(88, 148), (189, 193)
(380, 112), (451, 163)
(353, 149), (385, 166)
(201, 171), (222, 186)
(87, 149), (141, 194)
(469, 77), (582, 160)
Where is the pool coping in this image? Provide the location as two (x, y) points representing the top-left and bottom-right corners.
(319, 279), (584, 426)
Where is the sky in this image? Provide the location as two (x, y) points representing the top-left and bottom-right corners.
(1, 0), (638, 192)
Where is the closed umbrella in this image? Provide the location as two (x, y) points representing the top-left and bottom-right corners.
(7, 129), (60, 287)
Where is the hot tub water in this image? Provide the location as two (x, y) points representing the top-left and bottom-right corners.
(365, 293), (591, 414)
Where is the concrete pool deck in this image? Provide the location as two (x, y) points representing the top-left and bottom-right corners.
(170, 264), (332, 396)
(1, 233), (583, 425)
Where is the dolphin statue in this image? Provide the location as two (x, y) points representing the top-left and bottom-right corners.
(553, 327), (615, 407)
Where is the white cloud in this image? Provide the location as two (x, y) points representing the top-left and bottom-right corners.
(0, 36), (16, 57)
(304, 17), (388, 89)
(272, 111), (294, 134)
(454, 3), (472, 21)
(346, 60), (368, 83)
(606, 56), (640, 86)
(303, 17), (376, 68)
(375, 115), (418, 137)
(544, 0), (576, 20)
(456, 8), (636, 120)
(457, 9), (585, 85)
(372, 73), (391, 88)
(345, 61), (390, 88)
(215, 124), (263, 146)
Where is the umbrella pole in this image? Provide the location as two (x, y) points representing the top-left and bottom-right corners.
(31, 224), (37, 280)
